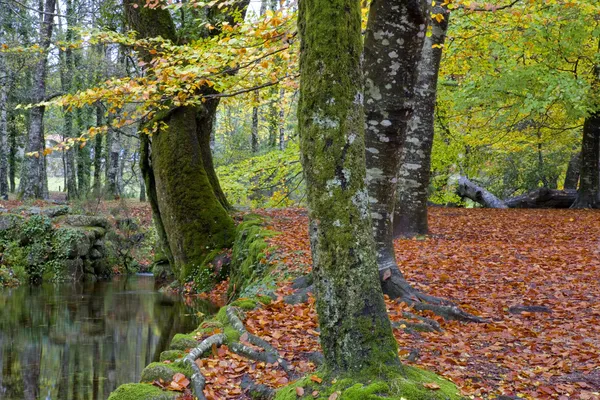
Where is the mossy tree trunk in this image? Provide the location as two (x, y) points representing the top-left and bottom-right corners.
(125, 0), (240, 281)
(298, 0), (400, 372)
(394, 6), (449, 238)
(149, 106), (235, 280)
(197, 96), (231, 210)
(363, 0), (429, 299)
(92, 104), (104, 196)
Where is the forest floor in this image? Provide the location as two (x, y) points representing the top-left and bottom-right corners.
(199, 207), (600, 400)
(3, 197), (599, 399)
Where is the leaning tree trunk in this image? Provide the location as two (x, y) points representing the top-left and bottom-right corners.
(572, 112), (600, 208)
(456, 176), (508, 208)
(0, 53), (9, 199)
(364, 0), (428, 296)
(563, 151), (580, 190)
(298, 0), (400, 372)
(394, 6), (449, 238)
(19, 0), (57, 200)
(457, 175), (577, 209)
(125, 0), (239, 282)
(148, 106), (235, 281)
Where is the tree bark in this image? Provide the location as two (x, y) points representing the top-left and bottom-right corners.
(456, 176), (508, 208)
(92, 105), (103, 195)
(9, 120), (17, 193)
(572, 112), (600, 208)
(125, 0), (241, 281)
(197, 96), (230, 210)
(457, 175), (577, 209)
(364, 0), (429, 300)
(278, 88), (285, 150)
(106, 128), (120, 198)
(563, 151), (580, 190)
(394, 6), (449, 238)
(251, 92), (259, 153)
(60, 0), (78, 200)
(298, 0), (400, 372)
(19, 0), (57, 200)
(0, 53), (9, 200)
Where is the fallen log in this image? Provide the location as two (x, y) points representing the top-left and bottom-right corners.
(456, 176), (577, 209)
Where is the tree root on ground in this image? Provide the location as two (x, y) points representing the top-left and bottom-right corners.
(180, 306), (293, 400)
(381, 267), (487, 324)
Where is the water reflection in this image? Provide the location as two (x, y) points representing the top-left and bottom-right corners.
(0, 275), (216, 400)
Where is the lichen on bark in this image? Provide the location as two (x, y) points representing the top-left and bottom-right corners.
(298, 0), (400, 373)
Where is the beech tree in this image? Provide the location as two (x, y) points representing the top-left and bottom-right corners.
(297, 0), (400, 372)
(394, 4), (449, 237)
(125, 0), (241, 281)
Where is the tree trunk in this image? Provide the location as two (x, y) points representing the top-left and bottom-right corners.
(0, 53), (9, 200)
(148, 106), (235, 280)
(298, 0), (400, 372)
(251, 92), (259, 153)
(125, 0), (240, 282)
(19, 0), (56, 200)
(106, 128), (120, 198)
(76, 108), (92, 197)
(394, 7), (449, 238)
(563, 151), (580, 190)
(364, 0), (430, 302)
(92, 105), (103, 195)
(572, 112), (600, 208)
(60, 0), (78, 200)
(9, 120), (17, 193)
(457, 175), (577, 208)
(197, 97), (230, 210)
(118, 145), (128, 195)
(456, 176), (508, 208)
(278, 88), (285, 150)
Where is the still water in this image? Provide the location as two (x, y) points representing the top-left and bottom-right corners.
(0, 275), (216, 400)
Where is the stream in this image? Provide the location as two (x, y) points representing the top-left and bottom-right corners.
(0, 275), (217, 400)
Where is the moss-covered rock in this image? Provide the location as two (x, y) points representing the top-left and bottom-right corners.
(273, 366), (463, 400)
(169, 333), (198, 351)
(107, 383), (178, 400)
(140, 361), (193, 383)
(159, 350), (186, 362)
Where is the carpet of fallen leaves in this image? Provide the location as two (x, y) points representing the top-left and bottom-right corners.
(229, 207), (600, 400)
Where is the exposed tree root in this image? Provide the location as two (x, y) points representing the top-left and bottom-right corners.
(180, 306), (294, 399)
(226, 307), (294, 377)
(182, 333), (226, 400)
(380, 267), (487, 324)
(240, 374), (276, 399)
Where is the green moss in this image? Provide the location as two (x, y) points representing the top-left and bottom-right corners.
(140, 361), (193, 383)
(230, 298), (259, 311)
(273, 365), (463, 400)
(107, 383), (177, 400)
(169, 333), (198, 351)
(227, 215), (276, 298)
(224, 325), (241, 342)
(257, 294), (272, 305)
(159, 350), (186, 362)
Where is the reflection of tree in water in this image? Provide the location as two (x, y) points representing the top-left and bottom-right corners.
(0, 276), (216, 400)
